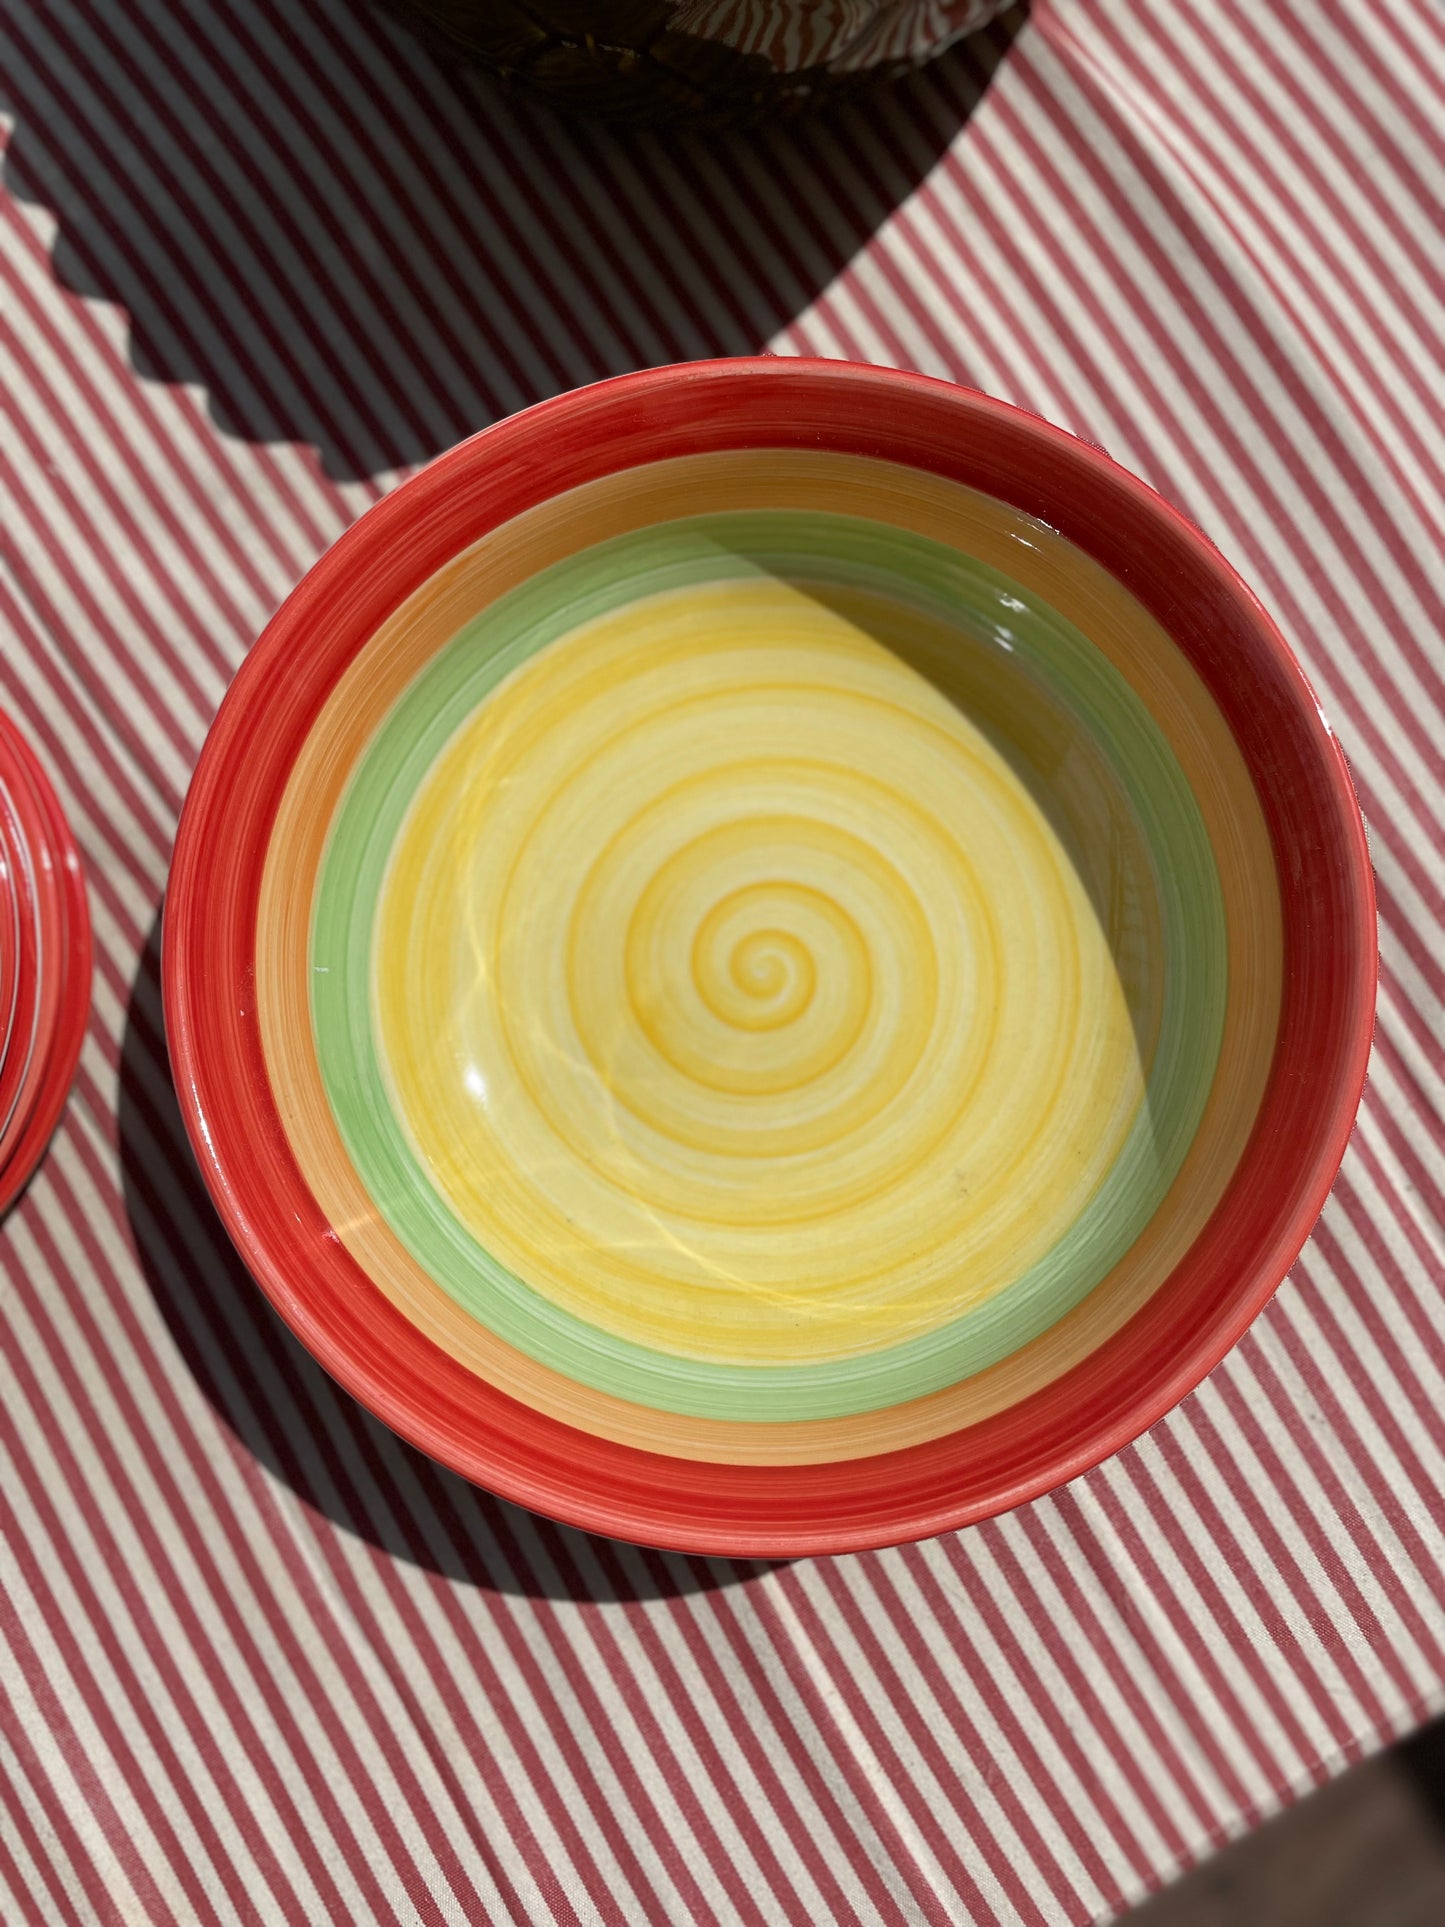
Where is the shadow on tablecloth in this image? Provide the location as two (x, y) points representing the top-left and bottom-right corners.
(25, 0), (1031, 1604)
(118, 907), (785, 1605)
(1, 0), (1028, 481)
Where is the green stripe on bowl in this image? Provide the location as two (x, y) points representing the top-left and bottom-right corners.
(310, 512), (1226, 1421)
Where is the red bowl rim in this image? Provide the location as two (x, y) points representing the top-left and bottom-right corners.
(0, 772), (35, 1133)
(0, 711), (92, 1217)
(0, 786), (21, 1071)
(162, 358), (1377, 1555)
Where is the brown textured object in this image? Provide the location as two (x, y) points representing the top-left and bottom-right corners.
(371, 0), (1015, 122)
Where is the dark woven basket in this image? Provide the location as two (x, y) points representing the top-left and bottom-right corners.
(375, 0), (1013, 122)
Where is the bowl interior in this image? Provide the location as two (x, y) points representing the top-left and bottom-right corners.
(260, 449), (1283, 1460)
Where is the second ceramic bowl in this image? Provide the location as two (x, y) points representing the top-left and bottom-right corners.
(0, 710), (92, 1216)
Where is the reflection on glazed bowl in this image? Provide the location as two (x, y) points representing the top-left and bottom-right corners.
(0, 708), (92, 1217)
(164, 359), (1375, 1554)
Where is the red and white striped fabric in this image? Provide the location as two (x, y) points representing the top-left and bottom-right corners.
(2, 1), (1442, 1921)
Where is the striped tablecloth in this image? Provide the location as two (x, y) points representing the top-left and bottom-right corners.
(2, 2), (1442, 1921)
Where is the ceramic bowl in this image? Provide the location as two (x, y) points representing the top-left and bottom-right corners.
(0, 773), (34, 1142)
(0, 785), (23, 1085)
(0, 710), (92, 1215)
(164, 360), (1375, 1554)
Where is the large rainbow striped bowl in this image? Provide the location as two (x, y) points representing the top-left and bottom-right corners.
(164, 360), (1376, 1554)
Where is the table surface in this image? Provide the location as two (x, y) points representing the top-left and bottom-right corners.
(2, 1), (1443, 1922)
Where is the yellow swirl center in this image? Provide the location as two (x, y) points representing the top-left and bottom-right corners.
(374, 572), (1151, 1365)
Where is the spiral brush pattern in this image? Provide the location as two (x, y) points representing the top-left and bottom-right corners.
(254, 450), (1281, 1461)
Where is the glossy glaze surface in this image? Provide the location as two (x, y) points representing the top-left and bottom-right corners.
(0, 746), (61, 1178)
(165, 361), (1376, 1551)
(310, 503), (1228, 1420)
(0, 797), (19, 1078)
(0, 710), (92, 1217)
(256, 451), (1284, 1465)
(0, 774), (40, 1148)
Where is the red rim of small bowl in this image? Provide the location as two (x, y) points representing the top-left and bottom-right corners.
(0, 711), (92, 1217)
(0, 773), (40, 1146)
(0, 733), (61, 1168)
(0, 780), (26, 1100)
(163, 359), (1377, 1556)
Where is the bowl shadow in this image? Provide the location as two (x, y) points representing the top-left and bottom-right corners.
(48, 0), (1034, 1593)
(119, 907), (783, 1602)
(2, 0), (1030, 482)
